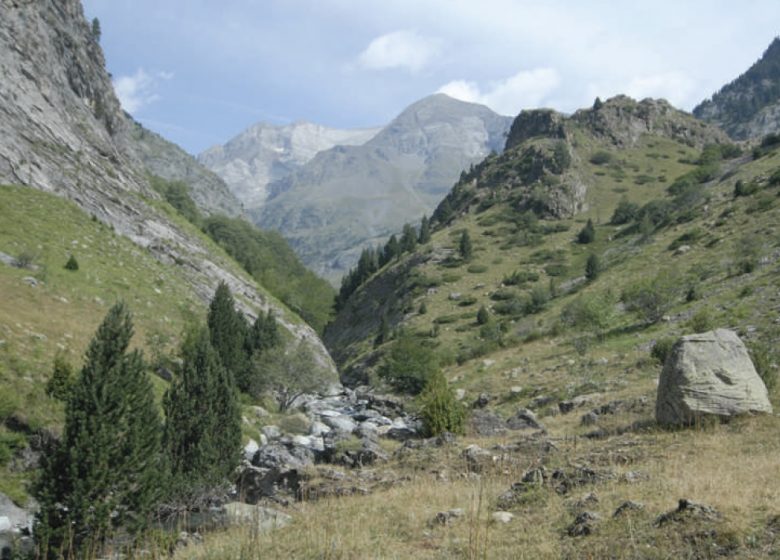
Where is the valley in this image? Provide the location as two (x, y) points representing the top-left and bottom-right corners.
(0, 1), (779, 559)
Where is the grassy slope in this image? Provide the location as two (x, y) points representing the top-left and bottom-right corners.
(0, 184), (309, 503)
(183, 125), (780, 556)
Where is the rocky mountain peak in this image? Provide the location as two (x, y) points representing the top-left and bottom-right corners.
(505, 108), (567, 150)
(693, 36), (780, 139)
(573, 95), (727, 148)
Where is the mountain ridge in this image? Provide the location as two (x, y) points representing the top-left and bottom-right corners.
(694, 37), (780, 139)
(254, 94), (513, 283)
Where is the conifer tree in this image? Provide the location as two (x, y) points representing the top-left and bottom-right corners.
(577, 219), (596, 244)
(418, 369), (465, 436)
(35, 303), (161, 558)
(400, 223), (417, 253)
(207, 282), (250, 391)
(246, 309), (281, 358)
(418, 215), (431, 244)
(459, 230), (473, 260)
(382, 235), (401, 265)
(163, 328), (241, 505)
(585, 253), (601, 281)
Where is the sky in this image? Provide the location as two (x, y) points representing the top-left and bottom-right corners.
(82, 0), (780, 155)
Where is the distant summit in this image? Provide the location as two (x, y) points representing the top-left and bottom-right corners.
(694, 37), (780, 139)
(198, 121), (380, 209)
(251, 94), (513, 283)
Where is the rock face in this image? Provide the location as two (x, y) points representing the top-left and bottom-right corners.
(198, 121), (380, 209)
(656, 329), (773, 425)
(0, 0), (336, 375)
(694, 38), (780, 140)
(129, 119), (243, 217)
(253, 94), (512, 283)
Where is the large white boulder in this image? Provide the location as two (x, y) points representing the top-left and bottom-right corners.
(656, 329), (773, 425)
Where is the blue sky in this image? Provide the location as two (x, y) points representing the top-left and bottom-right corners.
(82, 0), (780, 155)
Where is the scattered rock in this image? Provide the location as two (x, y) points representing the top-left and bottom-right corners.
(22, 277), (38, 287)
(223, 502), (292, 532)
(621, 470), (649, 484)
(434, 508), (464, 526)
(656, 329), (773, 425)
(567, 511), (600, 537)
(243, 439), (260, 462)
(581, 411), (599, 426)
(250, 406), (270, 418)
(261, 425), (282, 440)
(531, 395), (555, 409)
(569, 492), (599, 510)
(614, 500), (645, 517)
(322, 414), (357, 435)
(506, 408), (544, 431)
(491, 511), (514, 524)
(448, 292), (461, 301)
(472, 393), (491, 409)
(656, 499), (721, 527)
(454, 388), (466, 401)
(470, 410), (507, 437)
(509, 386), (523, 397)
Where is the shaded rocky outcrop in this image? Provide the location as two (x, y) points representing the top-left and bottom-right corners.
(656, 329), (772, 425)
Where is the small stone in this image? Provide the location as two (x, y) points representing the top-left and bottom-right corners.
(455, 388), (466, 401)
(435, 508), (465, 525)
(613, 500), (645, 517)
(261, 425), (282, 439)
(22, 276), (38, 287)
(0, 515), (11, 532)
(567, 511), (600, 537)
(509, 386), (523, 396)
(491, 511), (514, 524)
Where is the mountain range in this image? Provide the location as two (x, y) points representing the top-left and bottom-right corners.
(201, 94), (512, 283)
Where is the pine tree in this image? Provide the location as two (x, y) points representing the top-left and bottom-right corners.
(418, 215), (431, 244)
(163, 328), (241, 506)
(207, 282), (250, 391)
(400, 223), (417, 253)
(91, 17), (101, 42)
(585, 253), (601, 281)
(459, 230), (473, 260)
(577, 219), (596, 244)
(418, 369), (465, 437)
(382, 235), (401, 265)
(246, 309), (281, 358)
(35, 303), (161, 558)
(435, 198), (453, 224)
(64, 255), (79, 271)
(45, 354), (74, 401)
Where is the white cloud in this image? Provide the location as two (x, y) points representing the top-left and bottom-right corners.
(357, 30), (441, 73)
(112, 68), (172, 113)
(438, 68), (561, 115)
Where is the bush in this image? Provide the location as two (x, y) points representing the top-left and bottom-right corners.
(585, 254), (600, 281)
(560, 292), (615, 337)
(734, 180), (759, 197)
(589, 151), (613, 165)
(418, 370), (466, 437)
(467, 264), (488, 273)
(687, 308), (714, 333)
(544, 263), (567, 277)
(576, 219), (595, 244)
(476, 305), (490, 325)
(503, 270), (539, 286)
(621, 271), (682, 324)
(651, 337), (676, 366)
(610, 199), (639, 225)
(64, 254), (79, 271)
(735, 234), (762, 274)
(378, 334), (440, 394)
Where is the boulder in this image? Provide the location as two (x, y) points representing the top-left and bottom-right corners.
(243, 439), (260, 462)
(506, 408), (544, 431)
(470, 410), (507, 436)
(656, 329), (773, 425)
(321, 414), (357, 435)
